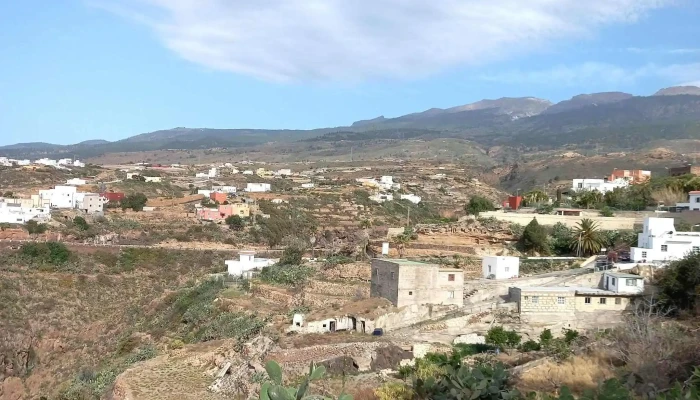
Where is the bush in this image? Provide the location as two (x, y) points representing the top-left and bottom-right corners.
(519, 218), (549, 255)
(658, 251), (700, 311)
(599, 206), (615, 217)
(225, 215), (245, 231)
(519, 340), (541, 352)
(73, 216), (89, 231)
(121, 193), (148, 211)
(486, 326), (521, 350)
(465, 195), (495, 216)
(259, 264), (314, 286)
(539, 328), (553, 346)
(21, 242), (71, 265)
(279, 245), (304, 266)
(375, 382), (413, 400)
(25, 220), (47, 235)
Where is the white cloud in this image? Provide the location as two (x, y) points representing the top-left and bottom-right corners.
(96, 0), (671, 82)
(481, 62), (700, 87)
(625, 47), (700, 54)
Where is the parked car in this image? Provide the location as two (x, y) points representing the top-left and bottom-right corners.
(372, 328), (384, 336)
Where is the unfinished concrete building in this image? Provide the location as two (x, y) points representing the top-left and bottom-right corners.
(370, 259), (463, 308)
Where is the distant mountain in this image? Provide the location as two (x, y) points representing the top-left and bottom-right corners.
(396, 97), (552, 122)
(351, 116), (387, 127)
(653, 86), (700, 96)
(543, 92), (633, 114)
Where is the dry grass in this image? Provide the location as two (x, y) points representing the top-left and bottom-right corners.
(652, 187), (687, 206)
(514, 354), (617, 394)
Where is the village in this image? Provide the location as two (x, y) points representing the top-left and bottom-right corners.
(2, 155), (700, 399)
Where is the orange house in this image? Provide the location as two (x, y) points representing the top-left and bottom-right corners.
(210, 192), (228, 204)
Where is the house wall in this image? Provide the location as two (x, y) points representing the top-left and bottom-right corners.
(478, 212), (637, 230)
(81, 194), (105, 213)
(515, 290), (577, 315)
(370, 259), (400, 306)
(482, 256), (520, 279)
(574, 296), (633, 311)
(604, 274), (644, 294)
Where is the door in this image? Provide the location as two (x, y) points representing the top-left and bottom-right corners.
(329, 321), (336, 332)
(360, 321), (365, 334)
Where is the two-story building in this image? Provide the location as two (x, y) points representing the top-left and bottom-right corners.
(370, 259), (463, 307)
(225, 251), (277, 278)
(571, 178), (629, 194)
(630, 217), (700, 262)
(674, 191), (700, 211)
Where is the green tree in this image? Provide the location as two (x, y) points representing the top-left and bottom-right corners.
(121, 193), (148, 212)
(279, 245), (304, 266)
(549, 223), (573, 255)
(73, 216), (89, 231)
(519, 218), (549, 255)
(576, 190), (603, 209)
(523, 190), (548, 206)
(570, 218), (604, 256)
(658, 250), (700, 311)
(539, 328), (553, 346)
(465, 195), (494, 216)
(225, 215), (245, 231)
(25, 220), (47, 235)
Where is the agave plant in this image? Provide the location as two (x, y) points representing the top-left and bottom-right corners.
(259, 360), (353, 400)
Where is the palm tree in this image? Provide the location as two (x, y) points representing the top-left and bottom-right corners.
(570, 218), (604, 256)
(393, 234), (411, 258)
(576, 190), (602, 209)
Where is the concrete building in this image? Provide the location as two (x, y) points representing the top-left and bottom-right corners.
(675, 191), (700, 211)
(198, 189), (212, 197)
(41, 185), (78, 209)
(197, 203), (250, 221)
(510, 286), (638, 316)
(276, 169), (292, 177)
(245, 183), (271, 192)
(300, 183), (315, 189)
(608, 169), (651, 184)
(482, 256), (520, 279)
(668, 164), (700, 177)
(369, 193), (393, 203)
(603, 272), (644, 295)
(242, 170), (254, 175)
(144, 176), (162, 183)
(212, 185), (237, 194)
(400, 194), (422, 204)
(75, 193), (107, 214)
(0, 202), (50, 224)
(210, 192), (228, 204)
(73, 160), (85, 168)
(571, 178), (629, 194)
(66, 178), (87, 186)
(370, 259), (463, 308)
(225, 251), (276, 278)
(630, 217), (700, 262)
(379, 176), (400, 190)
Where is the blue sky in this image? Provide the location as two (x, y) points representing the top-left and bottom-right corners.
(1, 0), (700, 146)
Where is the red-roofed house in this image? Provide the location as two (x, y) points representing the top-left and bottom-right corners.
(101, 192), (125, 203)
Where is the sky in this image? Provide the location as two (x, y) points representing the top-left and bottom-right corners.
(1, 0), (700, 146)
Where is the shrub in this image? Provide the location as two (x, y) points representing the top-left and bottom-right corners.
(486, 326), (521, 351)
(599, 206), (615, 217)
(519, 340), (541, 352)
(225, 215), (245, 231)
(25, 220), (47, 235)
(279, 245), (304, 266)
(519, 218), (549, 255)
(73, 216), (89, 231)
(658, 251), (700, 311)
(121, 193), (148, 211)
(375, 382), (413, 400)
(259, 264), (314, 286)
(465, 195), (494, 216)
(539, 328), (553, 346)
(21, 242), (71, 265)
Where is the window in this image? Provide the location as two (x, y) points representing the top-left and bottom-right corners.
(626, 279), (637, 287)
(661, 245), (668, 252)
(585, 297), (591, 304)
(448, 291), (455, 299)
(615, 298), (621, 305)
(373, 269), (378, 277)
(390, 272), (395, 280)
(488, 265), (492, 273)
(695, 197), (699, 203)
(611, 277), (616, 286)
(448, 274), (455, 281)
(505, 267), (510, 272)
(599, 298), (607, 304)
(408, 291), (413, 296)
(641, 251), (647, 258)
(557, 297), (565, 305)
(531, 296), (539, 304)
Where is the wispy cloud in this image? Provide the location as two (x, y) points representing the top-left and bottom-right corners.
(481, 62), (700, 87)
(625, 47), (700, 54)
(95, 0), (672, 82)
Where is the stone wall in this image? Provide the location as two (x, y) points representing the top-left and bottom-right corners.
(251, 284), (296, 306)
(319, 263), (370, 281)
(479, 211), (637, 230)
(305, 279), (369, 298)
(514, 289), (577, 315)
(371, 304), (459, 332)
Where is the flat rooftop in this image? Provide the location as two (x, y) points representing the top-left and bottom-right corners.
(605, 272), (643, 279)
(517, 286), (616, 295)
(380, 259), (432, 266)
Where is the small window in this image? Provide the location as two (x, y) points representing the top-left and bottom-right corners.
(641, 251), (647, 258)
(585, 297), (591, 304)
(599, 298), (607, 304)
(524, 296), (529, 300)
(323, 324), (327, 328)
(408, 291), (413, 296)
(391, 272), (395, 280)
(448, 291), (455, 299)
(448, 274), (455, 281)
(504, 266), (510, 272)
(611, 277), (616, 286)
(531, 296), (539, 304)
(695, 197), (699, 203)
(626, 279), (637, 286)
(373, 268), (378, 276)
(488, 265), (492, 273)
(661, 245), (668, 252)
(557, 297), (565, 305)
(615, 298), (621, 305)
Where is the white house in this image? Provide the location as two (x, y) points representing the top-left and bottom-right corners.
(73, 160), (85, 168)
(198, 189), (212, 197)
(400, 194), (422, 204)
(245, 183), (271, 193)
(225, 251), (277, 278)
(300, 183), (315, 189)
(369, 193), (393, 203)
(482, 256), (520, 279)
(75, 193), (107, 214)
(675, 191), (700, 211)
(58, 158), (73, 166)
(379, 176), (400, 190)
(195, 173), (209, 178)
(571, 178), (629, 194)
(0, 202), (50, 224)
(603, 272), (644, 294)
(212, 185), (237, 194)
(35, 158), (58, 167)
(66, 178), (87, 186)
(630, 217), (700, 262)
(277, 169), (292, 177)
(144, 176), (162, 183)
(41, 185), (78, 209)
(208, 168), (218, 178)
(242, 170), (254, 175)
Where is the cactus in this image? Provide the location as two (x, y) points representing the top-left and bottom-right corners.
(259, 360), (353, 400)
